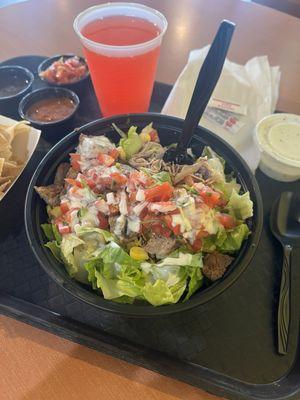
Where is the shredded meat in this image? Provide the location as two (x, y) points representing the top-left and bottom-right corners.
(173, 160), (212, 184)
(54, 162), (70, 186)
(202, 252), (234, 281)
(129, 142), (165, 169)
(143, 235), (177, 258)
(34, 184), (62, 207)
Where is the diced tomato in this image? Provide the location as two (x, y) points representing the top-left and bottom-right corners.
(57, 223), (71, 235)
(97, 176), (113, 188)
(97, 153), (115, 166)
(191, 238), (202, 252)
(65, 178), (83, 188)
(98, 212), (109, 229)
(77, 173), (96, 189)
(142, 214), (171, 237)
(60, 201), (69, 214)
(70, 153), (81, 171)
(108, 204), (119, 215)
(196, 229), (209, 239)
(68, 186), (82, 198)
(63, 208), (80, 224)
(196, 185), (221, 208)
(109, 148), (119, 160)
(129, 171), (154, 189)
(129, 191), (137, 202)
(164, 214), (181, 235)
(149, 129), (159, 142)
(144, 182), (174, 202)
(218, 213), (236, 229)
(111, 172), (127, 185)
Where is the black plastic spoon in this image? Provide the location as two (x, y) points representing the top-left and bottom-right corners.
(163, 20), (235, 164)
(270, 191), (300, 355)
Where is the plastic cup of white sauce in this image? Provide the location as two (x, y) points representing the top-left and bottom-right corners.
(255, 113), (300, 182)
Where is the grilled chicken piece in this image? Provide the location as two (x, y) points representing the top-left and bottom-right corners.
(202, 252), (234, 281)
(34, 184), (62, 207)
(54, 162), (70, 186)
(144, 235), (177, 258)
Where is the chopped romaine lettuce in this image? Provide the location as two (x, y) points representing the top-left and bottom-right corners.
(227, 189), (253, 220)
(202, 146), (225, 168)
(83, 249), (203, 306)
(218, 224), (250, 252)
(60, 234), (85, 276)
(45, 241), (63, 263)
(119, 126), (143, 159)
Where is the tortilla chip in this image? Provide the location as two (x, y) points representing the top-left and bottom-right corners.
(2, 161), (23, 177)
(0, 175), (13, 184)
(0, 180), (11, 192)
(1, 121), (30, 145)
(0, 132), (9, 146)
(0, 145), (12, 161)
(0, 158), (4, 175)
(13, 121), (30, 138)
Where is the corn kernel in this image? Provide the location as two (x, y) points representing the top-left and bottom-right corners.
(140, 132), (151, 143)
(117, 146), (126, 160)
(130, 246), (149, 261)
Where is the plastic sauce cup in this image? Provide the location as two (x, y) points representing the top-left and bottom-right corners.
(255, 113), (300, 182)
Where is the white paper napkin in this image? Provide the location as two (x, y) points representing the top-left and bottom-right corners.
(162, 46), (281, 172)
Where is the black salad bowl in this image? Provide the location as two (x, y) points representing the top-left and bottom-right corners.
(25, 113), (263, 317)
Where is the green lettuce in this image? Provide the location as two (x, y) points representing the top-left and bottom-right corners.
(41, 223), (62, 244)
(218, 224), (250, 252)
(119, 126), (143, 159)
(151, 171), (172, 184)
(213, 178), (241, 201)
(202, 146), (225, 168)
(227, 189), (253, 220)
(84, 249), (203, 306)
(202, 224), (249, 253)
(45, 241), (63, 263)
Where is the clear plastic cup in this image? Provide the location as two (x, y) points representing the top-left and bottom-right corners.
(74, 2), (168, 117)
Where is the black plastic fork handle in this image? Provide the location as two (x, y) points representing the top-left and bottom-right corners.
(176, 20), (235, 153)
(278, 244), (292, 355)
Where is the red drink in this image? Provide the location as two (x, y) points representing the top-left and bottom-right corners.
(74, 4), (167, 116)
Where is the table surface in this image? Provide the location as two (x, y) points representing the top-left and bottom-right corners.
(1, 0), (300, 114)
(1, 0), (300, 399)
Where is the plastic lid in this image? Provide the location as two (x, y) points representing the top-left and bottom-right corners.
(255, 113), (300, 167)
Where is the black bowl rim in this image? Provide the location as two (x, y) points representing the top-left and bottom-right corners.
(25, 113), (263, 317)
(0, 65), (34, 100)
(38, 54), (90, 87)
(18, 87), (80, 126)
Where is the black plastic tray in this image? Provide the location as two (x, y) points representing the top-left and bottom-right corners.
(1, 55), (300, 400)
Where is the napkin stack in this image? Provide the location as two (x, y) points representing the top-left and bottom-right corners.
(162, 46), (281, 171)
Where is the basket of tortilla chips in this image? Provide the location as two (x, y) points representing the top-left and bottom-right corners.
(0, 115), (40, 201)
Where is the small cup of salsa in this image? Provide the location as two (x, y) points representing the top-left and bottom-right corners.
(38, 54), (89, 93)
(19, 87), (80, 142)
(0, 65), (34, 118)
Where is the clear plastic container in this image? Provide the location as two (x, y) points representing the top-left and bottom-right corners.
(73, 3), (167, 116)
(255, 113), (300, 182)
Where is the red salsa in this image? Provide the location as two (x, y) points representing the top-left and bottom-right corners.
(26, 97), (76, 122)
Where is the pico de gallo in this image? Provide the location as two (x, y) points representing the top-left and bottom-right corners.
(39, 56), (88, 84)
(35, 123), (253, 306)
